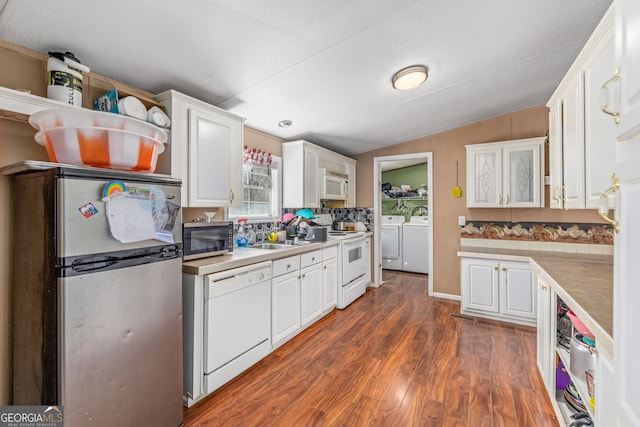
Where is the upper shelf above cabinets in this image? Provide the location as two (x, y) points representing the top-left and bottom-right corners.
(466, 137), (545, 209)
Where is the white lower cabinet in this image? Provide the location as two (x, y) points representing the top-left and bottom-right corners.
(461, 257), (536, 325)
(536, 270), (613, 426)
(322, 246), (338, 312)
(272, 247), (338, 349)
(271, 255), (301, 348)
(536, 273), (555, 394)
(300, 250), (323, 328)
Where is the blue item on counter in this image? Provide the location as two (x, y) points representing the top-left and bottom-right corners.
(236, 220), (248, 247)
(295, 209), (315, 219)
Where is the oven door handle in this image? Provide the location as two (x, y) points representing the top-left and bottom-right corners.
(343, 236), (366, 246)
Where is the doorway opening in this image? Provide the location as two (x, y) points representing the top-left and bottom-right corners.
(372, 152), (433, 294)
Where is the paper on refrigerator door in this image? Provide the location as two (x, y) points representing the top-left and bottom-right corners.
(105, 193), (157, 243)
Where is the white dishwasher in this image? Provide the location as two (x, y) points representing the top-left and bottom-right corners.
(203, 261), (272, 395)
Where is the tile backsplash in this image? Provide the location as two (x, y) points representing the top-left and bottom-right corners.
(283, 207), (375, 231)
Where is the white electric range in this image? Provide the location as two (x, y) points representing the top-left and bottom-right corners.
(314, 214), (369, 308)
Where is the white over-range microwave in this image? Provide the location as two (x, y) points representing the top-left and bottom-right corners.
(321, 168), (349, 200)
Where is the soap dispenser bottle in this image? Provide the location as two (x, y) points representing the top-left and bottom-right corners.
(236, 218), (248, 248)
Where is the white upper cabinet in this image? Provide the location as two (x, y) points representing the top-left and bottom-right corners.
(612, 1), (640, 426)
(346, 160), (357, 208)
(557, 74), (586, 209)
(466, 137), (544, 208)
(547, 5), (617, 210)
(282, 140), (356, 208)
(282, 141), (320, 208)
(615, 0), (640, 144)
(155, 90), (243, 208)
(467, 145), (501, 207)
(585, 26), (618, 208)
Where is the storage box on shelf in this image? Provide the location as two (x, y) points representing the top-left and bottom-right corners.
(85, 73), (165, 113)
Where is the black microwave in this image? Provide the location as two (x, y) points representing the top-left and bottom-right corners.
(182, 222), (234, 260)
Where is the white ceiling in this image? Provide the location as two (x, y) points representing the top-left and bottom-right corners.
(0, 0), (612, 157)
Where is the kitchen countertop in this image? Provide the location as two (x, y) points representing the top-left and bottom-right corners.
(458, 246), (613, 355)
(183, 239), (340, 276)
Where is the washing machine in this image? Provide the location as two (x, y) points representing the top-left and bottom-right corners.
(402, 216), (429, 274)
(381, 215), (405, 270)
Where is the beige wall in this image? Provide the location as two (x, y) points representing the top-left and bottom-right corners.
(355, 105), (604, 297)
(0, 41), (53, 404)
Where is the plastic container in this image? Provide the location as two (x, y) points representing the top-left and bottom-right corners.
(236, 219), (248, 248)
(567, 310), (595, 340)
(29, 109), (168, 172)
(29, 109), (168, 142)
(47, 52), (90, 107)
(34, 127), (165, 172)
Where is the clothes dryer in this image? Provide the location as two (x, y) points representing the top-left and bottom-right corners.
(381, 215), (405, 270)
(402, 216), (429, 274)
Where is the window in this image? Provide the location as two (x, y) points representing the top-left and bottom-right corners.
(229, 154), (281, 221)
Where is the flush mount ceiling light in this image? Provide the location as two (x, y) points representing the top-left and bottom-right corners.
(278, 119), (293, 128)
(392, 65), (428, 90)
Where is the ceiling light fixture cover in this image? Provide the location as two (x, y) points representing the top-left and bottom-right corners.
(392, 65), (428, 90)
(278, 119), (292, 128)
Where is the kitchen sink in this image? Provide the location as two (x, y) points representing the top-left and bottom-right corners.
(248, 241), (312, 250)
(249, 243), (290, 250)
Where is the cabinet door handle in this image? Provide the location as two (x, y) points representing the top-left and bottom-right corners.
(556, 185), (568, 209)
(229, 189), (234, 204)
(598, 173), (620, 233)
(600, 68), (621, 124)
(505, 194), (510, 205)
(494, 266), (499, 271)
(541, 284), (548, 290)
(552, 185), (566, 206)
(498, 194), (502, 205)
(502, 267), (507, 272)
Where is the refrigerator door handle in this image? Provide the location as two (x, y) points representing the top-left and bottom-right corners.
(72, 258), (119, 273)
(69, 247), (182, 275)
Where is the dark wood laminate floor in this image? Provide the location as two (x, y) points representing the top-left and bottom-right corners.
(183, 270), (558, 427)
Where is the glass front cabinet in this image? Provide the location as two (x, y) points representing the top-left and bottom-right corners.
(466, 137), (545, 208)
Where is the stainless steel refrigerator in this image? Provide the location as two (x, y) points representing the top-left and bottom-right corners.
(8, 162), (183, 427)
